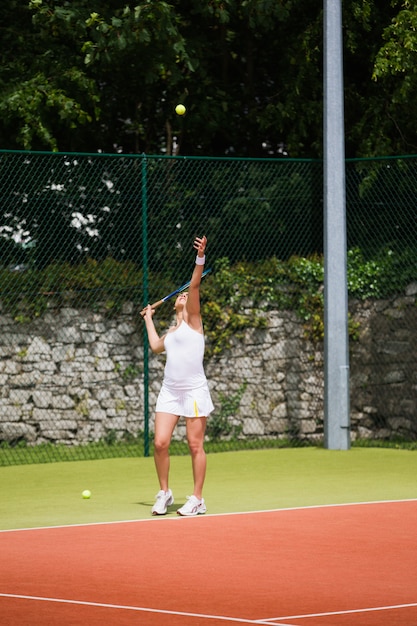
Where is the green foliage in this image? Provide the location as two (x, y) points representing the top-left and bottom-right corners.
(373, 3), (417, 80)
(1, 0), (412, 158)
(0, 433), (317, 466)
(201, 247), (414, 345)
(353, 438), (417, 451)
(202, 258), (269, 356)
(347, 246), (414, 299)
(0, 430), (146, 465)
(200, 255), (325, 346)
(121, 364), (143, 381)
(0, 71), (98, 151)
(0, 257), (142, 321)
(0, 246), (413, 348)
(2, 433), (416, 466)
(287, 254), (324, 286)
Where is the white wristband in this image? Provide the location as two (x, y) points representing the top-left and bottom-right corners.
(195, 255), (205, 265)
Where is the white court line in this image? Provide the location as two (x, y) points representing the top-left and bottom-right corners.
(1, 497), (417, 534)
(2, 501), (416, 625)
(0, 593), (293, 626)
(259, 602), (417, 623)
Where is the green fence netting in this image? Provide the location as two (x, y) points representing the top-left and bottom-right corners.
(346, 156), (417, 444)
(0, 151), (415, 465)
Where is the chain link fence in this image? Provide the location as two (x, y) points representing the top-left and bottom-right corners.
(0, 151), (415, 465)
(346, 156), (417, 444)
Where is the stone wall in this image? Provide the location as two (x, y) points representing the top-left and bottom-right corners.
(349, 282), (417, 440)
(0, 283), (416, 447)
(0, 302), (146, 446)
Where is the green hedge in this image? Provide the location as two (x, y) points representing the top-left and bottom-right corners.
(0, 246), (414, 348)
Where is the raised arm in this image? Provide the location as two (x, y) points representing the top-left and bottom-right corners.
(186, 235), (207, 329)
(142, 305), (166, 353)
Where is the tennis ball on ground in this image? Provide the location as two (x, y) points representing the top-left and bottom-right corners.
(82, 489), (91, 499)
(175, 104), (186, 116)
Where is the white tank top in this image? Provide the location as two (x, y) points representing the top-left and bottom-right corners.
(163, 321), (207, 389)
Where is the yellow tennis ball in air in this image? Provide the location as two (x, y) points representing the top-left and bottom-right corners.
(175, 104), (186, 116)
(82, 489), (91, 499)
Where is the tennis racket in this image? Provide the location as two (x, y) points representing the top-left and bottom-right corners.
(141, 268), (212, 315)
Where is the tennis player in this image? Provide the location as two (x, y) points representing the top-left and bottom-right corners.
(142, 235), (214, 516)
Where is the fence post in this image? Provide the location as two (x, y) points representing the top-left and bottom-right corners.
(141, 155), (150, 457)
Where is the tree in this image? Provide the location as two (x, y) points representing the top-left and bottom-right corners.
(0, 0), (416, 158)
(0, 1), (99, 151)
(371, 0), (417, 155)
(0, 0), (324, 156)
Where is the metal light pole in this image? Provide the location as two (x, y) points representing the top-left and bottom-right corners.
(323, 0), (350, 449)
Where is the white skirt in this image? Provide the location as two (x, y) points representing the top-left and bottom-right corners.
(156, 382), (214, 418)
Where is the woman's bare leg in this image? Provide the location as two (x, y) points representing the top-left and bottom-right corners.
(153, 412), (179, 491)
(186, 416), (207, 499)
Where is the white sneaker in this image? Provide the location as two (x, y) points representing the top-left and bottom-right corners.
(152, 489), (174, 515)
(177, 495), (207, 516)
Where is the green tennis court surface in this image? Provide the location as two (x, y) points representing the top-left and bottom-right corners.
(1, 447), (416, 531)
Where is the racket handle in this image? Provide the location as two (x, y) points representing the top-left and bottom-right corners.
(140, 299), (164, 317)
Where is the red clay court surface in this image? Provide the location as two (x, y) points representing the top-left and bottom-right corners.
(1, 499), (417, 625)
